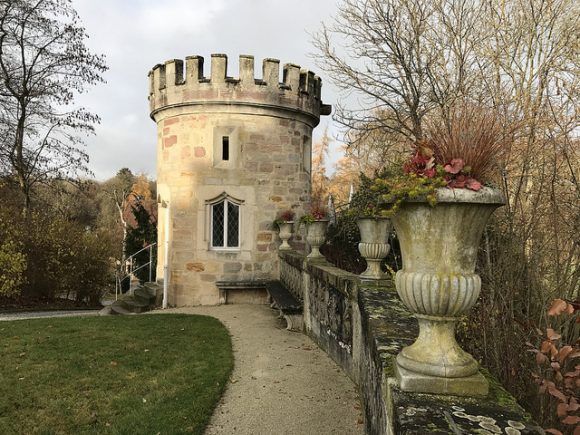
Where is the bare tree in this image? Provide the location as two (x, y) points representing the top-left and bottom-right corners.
(312, 0), (488, 146)
(318, 0), (579, 423)
(0, 0), (107, 211)
(311, 128), (332, 204)
(100, 168), (138, 266)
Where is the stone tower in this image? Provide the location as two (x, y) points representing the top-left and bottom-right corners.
(148, 54), (330, 306)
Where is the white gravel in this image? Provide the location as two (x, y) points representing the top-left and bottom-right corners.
(0, 310), (99, 321)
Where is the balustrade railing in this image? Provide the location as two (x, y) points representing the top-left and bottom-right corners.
(115, 243), (157, 300)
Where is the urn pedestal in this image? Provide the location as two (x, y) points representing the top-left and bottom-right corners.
(357, 217), (392, 279)
(278, 221), (294, 251)
(306, 220), (329, 259)
(391, 188), (504, 396)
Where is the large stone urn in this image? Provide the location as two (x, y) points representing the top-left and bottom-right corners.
(306, 220), (329, 259)
(391, 187), (504, 396)
(278, 221), (294, 251)
(357, 217), (392, 279)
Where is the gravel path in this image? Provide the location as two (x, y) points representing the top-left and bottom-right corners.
(156, 304), (364, 435)
(0, 310), (99, 321)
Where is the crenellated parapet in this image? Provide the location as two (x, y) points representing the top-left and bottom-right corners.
(148, 54), (331, 125)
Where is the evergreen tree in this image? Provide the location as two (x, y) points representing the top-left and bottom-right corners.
(125, 202), (157, 283)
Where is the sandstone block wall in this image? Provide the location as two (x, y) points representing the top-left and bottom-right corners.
(149, 54), (329, 306)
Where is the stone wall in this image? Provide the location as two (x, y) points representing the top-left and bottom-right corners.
(149, 54), (329, 306)
(279, 251), (543, 434)
(155, 111), (312, 306)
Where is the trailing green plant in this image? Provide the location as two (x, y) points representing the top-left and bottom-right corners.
(342, 169), (392, 218)
(371, 145), (447, 216)
(299, 205), (328, 226)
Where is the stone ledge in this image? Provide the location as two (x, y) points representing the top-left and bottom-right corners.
(215, 280), (269, 289)
(278, 250), (306, 270)
(390, 384), (541, 434)
(395, 365), (489, 397)
(358, 285), (542, 434)
(306, 261), (358, 298)
(280, 250), (358, 298)
(278, 254), (542, 434)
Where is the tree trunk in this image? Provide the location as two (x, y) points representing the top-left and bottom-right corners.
(14, 107), (30, 214)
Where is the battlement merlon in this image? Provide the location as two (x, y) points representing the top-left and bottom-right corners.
(148, 54), (332, 126)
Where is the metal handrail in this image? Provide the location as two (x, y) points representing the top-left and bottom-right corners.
(115, 242), (157, 300)
(127, 244), (155, 260)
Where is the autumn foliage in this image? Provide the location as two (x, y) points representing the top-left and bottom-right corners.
(529, 299), (580, 434)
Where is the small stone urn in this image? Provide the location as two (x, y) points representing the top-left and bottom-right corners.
(391, 187), (504, 396)
(278, 221), (294, 251)
(306, 220), (329, 259)
(357, 217), (392, 279)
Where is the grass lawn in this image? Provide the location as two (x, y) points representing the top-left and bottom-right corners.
(0, 314), (233, 434)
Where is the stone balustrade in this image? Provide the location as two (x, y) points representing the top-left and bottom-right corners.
(279, 250), (542, 434)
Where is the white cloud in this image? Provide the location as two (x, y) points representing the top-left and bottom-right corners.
(71, 0), (341, 181)
(137, 0), (228, 39)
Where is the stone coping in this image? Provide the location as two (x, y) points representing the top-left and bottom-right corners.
(278, 250), (305, 270)
(280, 251), (359, 298)
(278, 250), (542, 434)
(358, 286), (542, 434)
(390, 187), (505, 205)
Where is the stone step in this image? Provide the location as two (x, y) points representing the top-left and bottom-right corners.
(144, 282), (160, 292)
(143, 283), (160, 300)
(118, 297), (149, 310)
(104, 282), (161, 316)
(138, 283), (157, 294)
(134, 286), (155, 302)
(123, 293), (150, 305)
(110, 303), (135, 315)
(145, 282), (163, 306)
(132, 293), (152, 306)
(99, 306), (113, 316)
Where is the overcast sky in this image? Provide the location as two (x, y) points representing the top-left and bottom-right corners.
(73, 0), (342, 180)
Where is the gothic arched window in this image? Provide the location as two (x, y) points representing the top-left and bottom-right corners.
(206, 193), (243, 250)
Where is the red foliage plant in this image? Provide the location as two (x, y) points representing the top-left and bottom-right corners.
(403, 144), (482, 191)
(403, 144), (437, 178)
(277, 209), (295, 222)
(299, 204), (328, 225)
(528, 298), (580, 435)
(424, 104), (508, 188)
(310, 204), (328, 220)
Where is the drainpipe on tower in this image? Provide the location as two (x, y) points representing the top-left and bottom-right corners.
(162, 200), (170, 309)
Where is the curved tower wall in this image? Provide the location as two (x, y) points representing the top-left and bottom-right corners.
(149, 54), (330, 306)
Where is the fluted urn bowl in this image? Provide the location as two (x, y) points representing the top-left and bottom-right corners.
(391, 187), (504, 384)
(357, 217), (392, 279)
(278, 221), (294, 250)
(306, 220), (329, 258)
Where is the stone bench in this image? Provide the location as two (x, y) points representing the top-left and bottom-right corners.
(215, 280), (269, 305)
(265, 280), (303, 332)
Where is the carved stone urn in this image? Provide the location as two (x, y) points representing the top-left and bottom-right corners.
(278, 221), (294, 251)
(357, 217), (392, 279)
(391, 187), (504, 396)
(306, 220), (329, 259)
